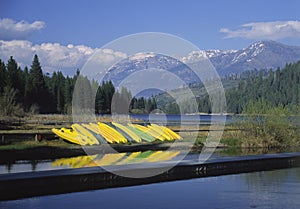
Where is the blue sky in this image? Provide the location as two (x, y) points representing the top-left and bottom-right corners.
(1, 0), (300, 73)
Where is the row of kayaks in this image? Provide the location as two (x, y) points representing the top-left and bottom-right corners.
(52, 150), (181, 168)
(52, 122), (182, 145)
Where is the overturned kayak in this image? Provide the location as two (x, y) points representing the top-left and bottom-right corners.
(52, 122), (181, 146)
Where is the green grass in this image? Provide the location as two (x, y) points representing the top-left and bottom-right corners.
(0, 139), (76, 150)
(221, 137), (243, 147)
(218, 147), (243, 156)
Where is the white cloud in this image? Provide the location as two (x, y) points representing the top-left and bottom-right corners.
(94, 48), (127, 64)
(220, 21), (300, 40)
(0, 18), (45, 40)
(0, 40), (127, 74)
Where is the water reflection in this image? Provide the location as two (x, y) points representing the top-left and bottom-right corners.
(0, 150), (181, 174)
(1, 147), (299, 174)
(217, 147), (300, 157)
(241, 166), (300, 191)
(219, 168), (300, 209)
(52, 150), (181, 169)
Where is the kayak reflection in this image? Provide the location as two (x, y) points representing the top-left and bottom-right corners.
(52, 150), (180, 168)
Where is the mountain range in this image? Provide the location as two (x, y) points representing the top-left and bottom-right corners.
(104, 40), (300, 87)
(185, 40), (300, 76)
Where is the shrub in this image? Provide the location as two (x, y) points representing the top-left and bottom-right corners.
(236, 99), (300, 148)
(0, 86), (24, 117)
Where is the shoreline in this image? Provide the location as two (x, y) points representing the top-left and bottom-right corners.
(0, 141), (299, 163)
(0, 142), (199, 162)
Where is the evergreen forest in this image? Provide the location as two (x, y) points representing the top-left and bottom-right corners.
(0, 55), (157, 116)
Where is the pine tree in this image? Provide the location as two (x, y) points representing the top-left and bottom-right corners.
(23, 66), (29, 100)
(137, 97), (145, 109)
(6, 56), (18, 89)
(105, 81), (115, 113)
(72, 75), (94, 114)
(56, 71), (66, 113)
(130, 97), (138, 111)
(0, 59), (6, 92)
(96, 85), (105, 114)
(64, 76), (73, 114)
(6, 57), (25, 104)
(26, 54), (48, 113)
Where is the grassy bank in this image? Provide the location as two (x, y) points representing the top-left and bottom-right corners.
(0, 114), (142, 133)
(0, 139), (77, 151)
(185, 120), (300, 151)
(1, 125), (298, 152)
(1, 112), (300, 152)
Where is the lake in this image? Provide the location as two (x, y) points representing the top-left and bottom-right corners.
(0, 114), (299, 208)
(131, 113), (231, 122)
(1, 149), (300, 208)
(116, 114), (232, 126)
(1, 167), (300, 209)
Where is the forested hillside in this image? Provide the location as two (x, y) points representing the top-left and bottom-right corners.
(225, 61), (300, 113)
(0, 55), (157, 116)
(155, 61), (300, 114)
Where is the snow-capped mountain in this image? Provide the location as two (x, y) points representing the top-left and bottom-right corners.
(104, 53), (201, 87)
(183, 40), (300, 75)
(104, 41), (300, 87)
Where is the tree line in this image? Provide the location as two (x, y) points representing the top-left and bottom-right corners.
(0, 55), (157, 116)
(160, 61), (300, 114)
(225, 61), (300, 114)
(196, 62), (300, 114)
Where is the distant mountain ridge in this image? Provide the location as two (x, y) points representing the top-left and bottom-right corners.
(104, 41), (300, 87)
(104, 53), (201, 87)
(183, 40), (300, 75)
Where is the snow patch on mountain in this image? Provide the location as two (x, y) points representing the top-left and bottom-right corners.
(129, 52), (156, 61)
(104, 40), (300, 85)
(180, 40), (300, 75)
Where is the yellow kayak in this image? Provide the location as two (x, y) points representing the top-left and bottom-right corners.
(89, 123), (120, 143)
(151, 124), (182, 140)
(81, 123), (108, 144)
(147, 125), (172, 140)
(98, 122), (128, 143)
(83, 123), (115, 143)
(149, 124), (173, 139)
(52, 122), (181, 145)
(71, 124), (99, 145)
(130, 124), (166, 141)
(112, 122), (142, 143)
(52, 128), (88, 146)
(62, 128), (95, 145)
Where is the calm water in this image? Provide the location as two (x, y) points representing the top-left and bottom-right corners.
(1, 167), (300, 209)
(131, 114), (231, 125)
(0, 150), (219, 174)
(2, 148), (299, 174)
